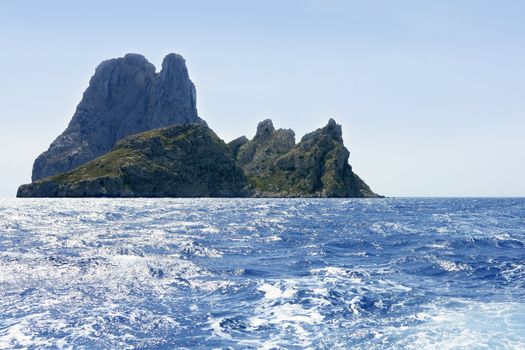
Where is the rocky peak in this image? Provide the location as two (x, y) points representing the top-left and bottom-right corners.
(95, 53), (154, 75)
(31, 53), (205, 181)
(153, 53), (199, 125)
(235, 119), (295, 175)
(231, 118), (377, 197)
(82, 53), (156, 112)
(323, 118), (343, 141)
(255, 119), (275, 141)
(161, 53), (186, 71)
(158, 53), (193, 92)
(301, 118), (343, 143)
(122, 53), (153, 67)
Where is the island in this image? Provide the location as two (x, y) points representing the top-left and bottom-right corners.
(17, 53), (380, 198)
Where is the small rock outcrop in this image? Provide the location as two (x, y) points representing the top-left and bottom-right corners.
(234, 119), (296, 176)
(231, 118), (378, 197)
(31, 53), (205, 181)
(18, 124), (250, 197)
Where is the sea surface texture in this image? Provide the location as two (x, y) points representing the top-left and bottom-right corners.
(0, 198), (524, 349)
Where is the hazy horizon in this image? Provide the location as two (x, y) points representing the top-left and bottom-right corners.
(1, 0), (524, 197)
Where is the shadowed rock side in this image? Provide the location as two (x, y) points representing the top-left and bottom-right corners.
(19, 124), (250, 197)
(31, 53), (205, 181)
(230, 119), (379, 197)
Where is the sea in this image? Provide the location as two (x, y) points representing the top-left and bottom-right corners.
(0, 198), (524, 349)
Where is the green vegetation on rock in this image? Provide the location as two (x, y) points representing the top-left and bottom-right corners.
(229, 118), (379, 198)
(18, 124), (251, 197)
(18, 120), (380, 198)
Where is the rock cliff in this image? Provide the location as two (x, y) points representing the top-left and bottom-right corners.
(19, 124), (250, 197)
(230, 119), (378, 197)
(31, 53), (205, 181)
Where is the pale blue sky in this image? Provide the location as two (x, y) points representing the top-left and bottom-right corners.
(0, 0), (524, 197)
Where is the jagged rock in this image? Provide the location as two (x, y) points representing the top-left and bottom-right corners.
(18, 119), (379, 198)
(19, 52), (379, 198)
(236, 119), (296, 176)
(31, 53), (205, 181)
(234, 118), (379, 197)
(18, 124), (250, 197)
(227, 136), (249, 159)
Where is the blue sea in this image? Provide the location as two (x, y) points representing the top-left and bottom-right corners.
(0, 198), (524, 349)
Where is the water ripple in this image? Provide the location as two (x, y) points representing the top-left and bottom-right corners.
(0, 198), (524, 349)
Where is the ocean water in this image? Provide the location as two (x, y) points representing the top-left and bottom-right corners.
(0, 198), (524, 349)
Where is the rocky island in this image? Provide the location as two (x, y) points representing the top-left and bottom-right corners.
(18, 53), (379, 198)
(31, 53), (205, 181)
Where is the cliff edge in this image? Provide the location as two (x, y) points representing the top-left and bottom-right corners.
(31, 53), (205, 181)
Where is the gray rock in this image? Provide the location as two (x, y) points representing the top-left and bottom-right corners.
(31, 53), (205, 181)
(227, 136), (249, 159)
(236, 119), (296, 176)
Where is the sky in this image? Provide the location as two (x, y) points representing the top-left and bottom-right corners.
(0, 0), (524, 197)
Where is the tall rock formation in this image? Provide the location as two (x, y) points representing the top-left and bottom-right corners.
(31, 53), (205, 181)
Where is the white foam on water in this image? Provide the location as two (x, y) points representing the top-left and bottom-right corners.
(208, 279), (326, 348)
(0, 320), (36, 348)
(347, 251), (368, 257)
(500, 262), (525, 285)
(426, 241), (451, 250)
(179, 240), (223, 258)
(263, 235), (282, 242)
(209, 317), (233, 340)
(207, 264), (415, 348)
(435, 259), (472, 272)
(388, 299), (525, 350)
(436, 227), (449, 233)
(257, 282), (297, 299)
(431, 256), (472, 272)
(370, 221), (416, 235)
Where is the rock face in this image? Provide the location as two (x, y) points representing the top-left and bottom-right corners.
(229, 119), (378, 197)
(31, 53), (205, 181)
(235, 119), (296, 176)
(18, 124), (250, 197)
